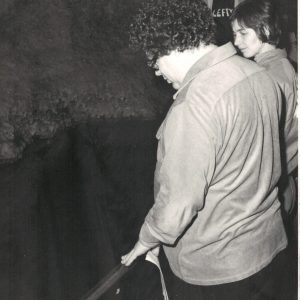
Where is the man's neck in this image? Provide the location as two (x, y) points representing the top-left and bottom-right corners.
(175, 44), (218, 82)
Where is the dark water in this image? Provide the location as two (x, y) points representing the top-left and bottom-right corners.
(0, 119), (164, 300)
(0, 119), (297, 300)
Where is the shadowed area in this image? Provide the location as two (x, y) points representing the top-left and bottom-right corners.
(0, 0), (172, 163)
(0, 120), (297, 300)
(0, 120), (167, 300)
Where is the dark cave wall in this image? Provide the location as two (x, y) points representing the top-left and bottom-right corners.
(0, 0), (296, 163)
(0, 0), (172, 162)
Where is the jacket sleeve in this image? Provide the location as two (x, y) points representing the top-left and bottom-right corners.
(139, 100), (217, 247)
(283, 77), (298, 174)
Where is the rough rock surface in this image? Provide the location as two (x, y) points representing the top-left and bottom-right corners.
(0, 0), (172, 163)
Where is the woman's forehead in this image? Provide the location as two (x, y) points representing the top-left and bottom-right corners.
(232, 19), (248, 30)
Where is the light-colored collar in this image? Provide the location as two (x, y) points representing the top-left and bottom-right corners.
(173, 42), (237, 100)
(254, 48), (287, 67)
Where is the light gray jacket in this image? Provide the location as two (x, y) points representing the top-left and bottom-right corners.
(139, 43), (287, 285)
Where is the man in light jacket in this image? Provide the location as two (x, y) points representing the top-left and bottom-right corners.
(121, 0), (289, 298)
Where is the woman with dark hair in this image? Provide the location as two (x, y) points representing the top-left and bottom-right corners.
(231, 0), (283, 56)
(231, 0), (298, 218)
(205, 0), (298, 63)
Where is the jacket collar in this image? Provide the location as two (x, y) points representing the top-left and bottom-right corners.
(173, 42), (237, 100)
(254, 48), (287, 67)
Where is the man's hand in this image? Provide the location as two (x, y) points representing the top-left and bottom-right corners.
(121, 240), (151, 266)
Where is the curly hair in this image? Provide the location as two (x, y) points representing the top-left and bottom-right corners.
(129, 0), (216, 67)
(230, 0), (282, 46)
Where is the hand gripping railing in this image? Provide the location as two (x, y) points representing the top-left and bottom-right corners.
(80, 253), (169, 300)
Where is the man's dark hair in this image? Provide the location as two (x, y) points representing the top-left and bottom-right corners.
(129, 0), (216, 67)
(230, 0), (282, 46)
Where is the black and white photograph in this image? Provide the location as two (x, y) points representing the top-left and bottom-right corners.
(0, 0), (297, 299)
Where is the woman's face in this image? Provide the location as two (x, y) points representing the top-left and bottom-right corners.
(231, 20), (263, 58)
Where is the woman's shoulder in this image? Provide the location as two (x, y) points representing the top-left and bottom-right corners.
(267, 58), (296, 81)
(256, 49), (296, 83)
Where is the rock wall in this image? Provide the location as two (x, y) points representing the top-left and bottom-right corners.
(0, 0), (173, 163)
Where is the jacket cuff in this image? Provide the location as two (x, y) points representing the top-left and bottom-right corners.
(139, 222), (160, 248)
